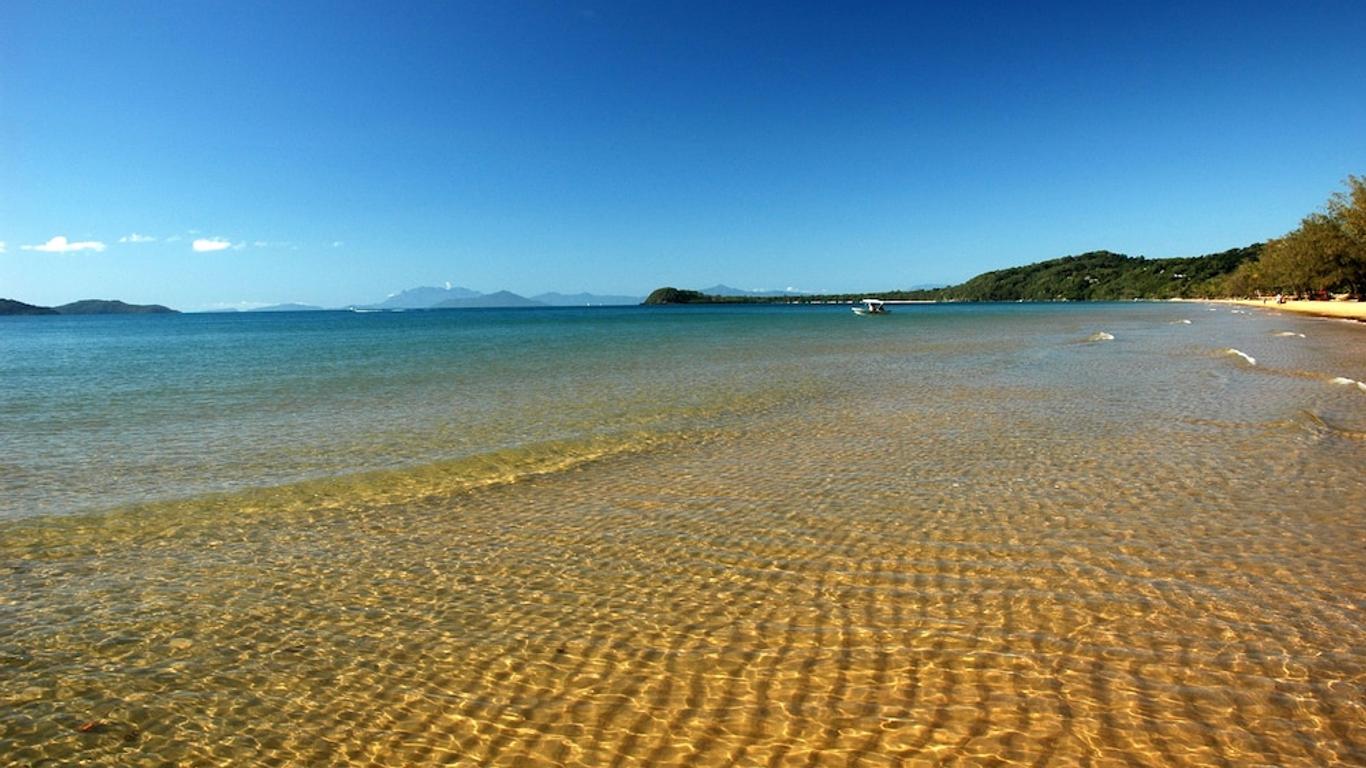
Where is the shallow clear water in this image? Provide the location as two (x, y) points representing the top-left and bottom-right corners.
(2, 303), (1364, 765)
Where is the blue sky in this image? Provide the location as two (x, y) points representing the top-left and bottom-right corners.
(3, 1), (1364, 309)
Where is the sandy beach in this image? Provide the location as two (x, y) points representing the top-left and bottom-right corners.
(1218, 298), (1366, 322)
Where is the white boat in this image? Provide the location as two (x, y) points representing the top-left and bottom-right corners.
(851, 298), (888, 315)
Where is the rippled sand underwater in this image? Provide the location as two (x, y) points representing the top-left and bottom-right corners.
(2, 304), (1364, 766)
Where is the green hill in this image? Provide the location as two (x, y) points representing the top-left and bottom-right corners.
(936, 245), (1262, 301)
(643, 288), (711, 304)
(641, 287), (778, 304)
(55, 299), (178, 314)
(0, 298), (60, 315)
(643, 244), (1263, 305)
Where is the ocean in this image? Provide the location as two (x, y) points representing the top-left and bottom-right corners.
(2, 303), (1363, 765)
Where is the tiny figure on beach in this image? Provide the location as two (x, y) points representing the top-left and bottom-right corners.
(1275, 293), (1285, 304)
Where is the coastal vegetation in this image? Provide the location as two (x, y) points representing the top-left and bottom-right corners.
(644, 246), (1263, 304)
(642, 287), (760, 304)
(1223, 176), (1366, 298)
(646, 176), (1364, 305)
(929, 246), (1260, 301)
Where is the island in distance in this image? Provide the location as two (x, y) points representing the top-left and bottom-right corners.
(358, 285), (642, 310)
(247, 303), (326, 312)
(0, 298), (178, 315)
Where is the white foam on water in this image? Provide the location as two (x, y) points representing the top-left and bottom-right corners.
(1274, 331), (1306, 338)
(1225, 348), (1256, 366)
(1172, 319), (1192, 325)
(1087, 331), (1115, 342)
(1330, 377), (1366, 392)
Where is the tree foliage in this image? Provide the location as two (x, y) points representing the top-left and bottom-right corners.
(643, 245), (1263, 305)
(642, 287), (756, 304)
(645, 177), (1366, 305)
(1223, 176), (1366, 298)
(930, 246), (1261, 301)
(644, 246), (1267, 304)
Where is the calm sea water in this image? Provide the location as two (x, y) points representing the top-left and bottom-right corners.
(2, 303), (1364, 765)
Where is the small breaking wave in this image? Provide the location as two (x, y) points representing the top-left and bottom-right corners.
(1273, 331), (1306, 338)
(1171, 319), (1192, 325)
(1330, 376), (1366, 392)
(1225, 348), (1256, 366)
(1086, 331), (1115, 342)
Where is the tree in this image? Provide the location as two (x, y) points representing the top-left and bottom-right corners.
(1234, 176), (1366, 298)
(1220, 259), (1262, 298)
(1325, 175), (1366, 297)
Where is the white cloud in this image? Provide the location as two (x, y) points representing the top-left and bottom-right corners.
(118, 233), (157, 244)
(0, 241), (6, 253)
(192, 238), (233, 252)
(21, 235), (107, 253)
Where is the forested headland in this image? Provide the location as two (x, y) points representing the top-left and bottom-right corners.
(645, 176), (1365, 305)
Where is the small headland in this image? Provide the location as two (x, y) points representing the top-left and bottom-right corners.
(0, 298), (179, 316)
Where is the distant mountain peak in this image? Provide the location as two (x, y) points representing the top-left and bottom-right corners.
(432, 290), (543, 308)
(370, 285), (483, 309)
(248, 303), (324, 312)
(532, 291), (643, 306)
(701, 284), (807, 297)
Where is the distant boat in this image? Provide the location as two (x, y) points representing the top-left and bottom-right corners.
(852, 298), (888, 316)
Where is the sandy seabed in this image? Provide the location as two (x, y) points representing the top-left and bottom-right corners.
(3, 303), (1364, 767)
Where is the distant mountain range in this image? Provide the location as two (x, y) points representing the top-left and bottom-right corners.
(248, 303), (325, 312)
(368, 285), (484, 309)
(532, 291), (645, 306)
(701, 284), (807, 297)
(356, 285), (643, 309)
(434, 291), (543, 308)
(0, 298), (178, 316)
(697, 283), (945, 297)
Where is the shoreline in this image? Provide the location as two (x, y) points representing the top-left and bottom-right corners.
(1213, 298), (1366, 323)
